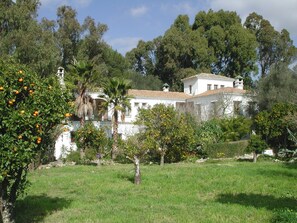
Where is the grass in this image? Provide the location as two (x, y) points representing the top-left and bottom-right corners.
(15, 160), (297, 223)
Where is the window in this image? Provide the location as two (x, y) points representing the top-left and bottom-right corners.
(134, 102), (139, 107)
(189, 85), (192, 94)
(142, 103), (147, 108)
(214, 85), (218, 90)
(207, 84), (212, 90)
(220, 85), (225, 88)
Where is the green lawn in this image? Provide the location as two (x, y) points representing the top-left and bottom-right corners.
(15, 160), (297, 223)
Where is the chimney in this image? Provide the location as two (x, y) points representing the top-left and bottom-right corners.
(234, 75), (243, 90)
(162, 83), (169, 92)
(57, 67), (65, 88)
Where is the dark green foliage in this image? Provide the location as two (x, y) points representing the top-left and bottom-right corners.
(219, 117), (252, 142)
(195, 119), (223, 147)
(205, 140), (248, 158)
(254, 103), (297, 149)
(136, 104), (195, 164)
(0, 59), (71, 222)
(65, 151), (80, 163)
(256, 63), (297, 111)
(244, 12), (296, 78)
(74, 122), (108, 159)
(246, 135), (268, 155)
(128, 73), (163, 90)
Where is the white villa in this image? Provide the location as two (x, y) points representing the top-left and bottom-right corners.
(55, 73), (254, 159)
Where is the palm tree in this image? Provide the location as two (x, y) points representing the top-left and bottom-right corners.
(102, 77), (132, 161)
(68, 61), (97, 158)
(68, 61), (96, 126)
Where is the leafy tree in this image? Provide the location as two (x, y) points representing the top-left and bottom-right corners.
(246, 134), (268, 162)
(102, 78), (132, 161)
(56, 5), (81, 68)
(74, 122), (108, 165)
(0, 0), (60, 77)
(193, 10), (257, 81)
(254, 103), (297, 150)
(102, 46), (130, 79)
(123, 134), (149, 185)
(256, 63), (297, 110)
(156, 15), (210, 91)
(244, 12), (296, 78)
(219, 117), (252, 142)
(136, 104), (195, 165)
(0, 59), (71, 223)
(126, 38), (160, 76)
(78, 16), (107, 63)
(195, 119), (223, 148)
(128, 72), (163, 90)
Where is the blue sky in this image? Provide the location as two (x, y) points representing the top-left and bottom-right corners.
(38, 0), (297, 55)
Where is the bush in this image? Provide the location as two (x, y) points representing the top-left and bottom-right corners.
(204, 140), (248, 158)
(66, 151), (80, 163)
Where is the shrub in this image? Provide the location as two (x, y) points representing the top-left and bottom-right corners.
(204, 140), (249, 158)
(74, 122), (108, 160)
(219, 117), (252, 141)
(66, 151), (80, 163)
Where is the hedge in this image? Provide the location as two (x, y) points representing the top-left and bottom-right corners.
(205, 140), (249, 158)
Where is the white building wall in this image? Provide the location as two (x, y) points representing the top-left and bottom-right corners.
(124, 97), (185, 123)
(196, 79), (234, 94)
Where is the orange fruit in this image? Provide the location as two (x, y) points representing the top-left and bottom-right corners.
(18, 70), (23, 74)
(18, 78), (23, 82)
(20, 110), (25, 114)
(23, 86), (28, 90)
(0, 86), (3, 91)
(18, 135), (22, 139)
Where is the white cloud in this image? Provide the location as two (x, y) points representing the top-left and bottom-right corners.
(107, 37), (141, 55)
(209, 0), (297, 38)
(130, 6), (148, 17)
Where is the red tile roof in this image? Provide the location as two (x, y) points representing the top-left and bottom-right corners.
(182, 73), (235, 82)
(190, 87), (247, 98)
(128, 89), (190, 100)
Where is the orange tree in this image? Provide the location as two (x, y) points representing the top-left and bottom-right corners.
(0, 59), (71, 223)
(135, 104), (195, 166)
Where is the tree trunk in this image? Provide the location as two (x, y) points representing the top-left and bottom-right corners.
(0, 199), (14, 223)
(253, 151), (257, 163)
(134, 156), (141, 185)
(79, 117), (85, 159)
(1, 179), (14, 223)
(112, 111), (119, 161)
(160, 153), (165, 166)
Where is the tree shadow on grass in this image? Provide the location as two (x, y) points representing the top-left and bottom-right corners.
(216, 193), (297, 211)
(14, 194), (72, 223)
(117, 173), (135, 184)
